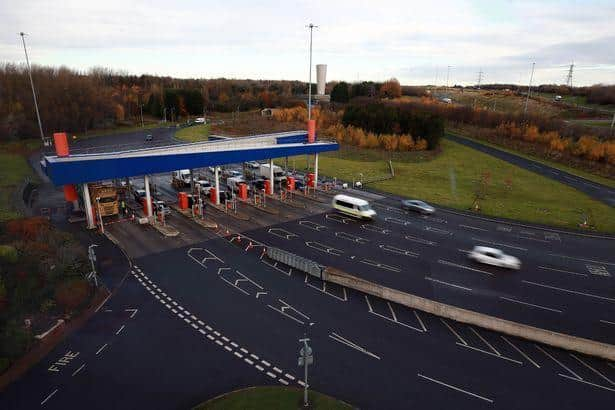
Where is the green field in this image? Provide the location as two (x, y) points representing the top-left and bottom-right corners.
(448, 130), (615, 188)
(175, 124), (211, 142)
(193, 386), (352, 410)
(0, 146), (36, 221)
(287, 139), (615, 232)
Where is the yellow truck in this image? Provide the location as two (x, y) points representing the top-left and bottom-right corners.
(89, 184), (119, 217)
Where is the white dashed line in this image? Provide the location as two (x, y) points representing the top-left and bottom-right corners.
(40, 389), (58, 406)
(115, 325), (125, 335)
(95, 343), (108, 355)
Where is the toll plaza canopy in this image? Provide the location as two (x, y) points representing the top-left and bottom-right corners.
(42, 131), (338, 186)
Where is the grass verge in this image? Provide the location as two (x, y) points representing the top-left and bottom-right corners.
(74, 122), (165, 139)
(448, 130), (615, 188)
(175, 124), (211, 142)
(0, 143), (37, 221)
(193, 386), (352, 410)
(286, 139), (615, 232)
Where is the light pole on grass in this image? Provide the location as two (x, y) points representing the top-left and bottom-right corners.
(19, 32), (48, 146)
(306, 23), (318, 120)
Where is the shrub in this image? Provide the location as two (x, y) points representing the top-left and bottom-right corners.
(55, 278), (91, 312)
(0, 320), (33, 359)
(0, 245), (18, 264)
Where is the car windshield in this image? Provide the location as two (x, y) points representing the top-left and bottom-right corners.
(358, 204), (371, 212)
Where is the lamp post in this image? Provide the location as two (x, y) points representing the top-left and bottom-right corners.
(306, 23), (318, 120)
(19, 32), (48, 146)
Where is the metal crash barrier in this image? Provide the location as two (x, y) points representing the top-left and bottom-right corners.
(266, 247), (323, 278)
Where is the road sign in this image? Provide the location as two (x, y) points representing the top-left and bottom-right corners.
(298, 356), (313, 367)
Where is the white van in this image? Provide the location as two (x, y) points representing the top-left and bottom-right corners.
(332, 194), (376, 220)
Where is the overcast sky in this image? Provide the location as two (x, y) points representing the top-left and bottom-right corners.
(1, 0), (614, 86)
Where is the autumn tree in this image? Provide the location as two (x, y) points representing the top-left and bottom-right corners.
(380, 78), (402, 99)
(330, 82), (350, 103)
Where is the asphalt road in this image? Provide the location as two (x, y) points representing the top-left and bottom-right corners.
(6, 128), (612, 409)
(58, 126), (180, 155)
(243, 191), (615, 345)
(2, 233), (613, 409)
(445, 134), (615, 207)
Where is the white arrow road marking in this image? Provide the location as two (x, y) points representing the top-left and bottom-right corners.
(256, 292), (268, 299)
(360, 259), (401, 273)
(361, 224), (390, 235)
(298, 220), (327, 231)
(384, 216), (411, 226)
(125, 308), (138, 318)
(267, 299), (311, 325)
(268, 228), (299, 240)
(424, 226), (452, 235)
(379, 244), (419, 257)
(325, 213), (351, 224)
(335, 231), (370, 244)
(329, 332), (381, 360)
(404, 235), (437, 246)
(187, 247), (225, 268)
(305, 241), (344, 256)
(471, 237), (527, 251)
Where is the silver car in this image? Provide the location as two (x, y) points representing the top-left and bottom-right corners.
(401, 199), (435, 214)
(468, 246), (521, 270)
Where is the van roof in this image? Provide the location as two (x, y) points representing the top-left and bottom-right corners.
(333, 194), (370, 206)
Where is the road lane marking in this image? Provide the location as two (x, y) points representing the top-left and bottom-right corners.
(535, 345), (581, 380)
(329, 332), (381, 360)
(522, 280), (615, 302)
(469, 328), (500, 356)
(71, 363), (86, 377)
(559, 374), (615, 393)
(425, 277), (472, 291)
(404, 234), (437, 246)
(244, 358), (254, 365)
(336, 231), (370, 244)
(600, 319), (615, 326)
(538, 266), (587, 277)
(95, 344), (108, 356)
(517, 235), (549, 243)
(500, 336), (540, 368)
(379, 244), (419, 257)
(224, 346), (232, 352)
(570, 354), (615, 386)
(387, 302), (397, 322)
(417, 374), (494, 403)
(548, 254), (615, 267)
(441, 319), (467, 345)
(198, 329), (206, 335)
(459, 224), (487, 232)
(360, 259), (401, 273)
(414, 311), (427, 332)
(115, 325), (125, 335)
(438, 259), (493, 276)
(499, 296), (563, 313)
(278, 378), (289, 385)
(471, 237), (527, 251)
(456, 343), (523, 365)
(424, 226), (452, 235)
(364, 296), (424, 332)
(305, 241), (344, 256)
(40, 389), (58, 406)
(361, 224), (390, 235)
(298, 220), (327, 231)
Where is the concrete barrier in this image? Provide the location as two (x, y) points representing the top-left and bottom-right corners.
(322, 266), (615, 361)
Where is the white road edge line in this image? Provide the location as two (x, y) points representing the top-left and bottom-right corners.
(535, 345), (582, 380)
(441, 319), (468, 345)
(559, 374), (615, 393)
(538, 266), (587, 277)
(329, 332), (381, 360)
(417, 373), (494, 403)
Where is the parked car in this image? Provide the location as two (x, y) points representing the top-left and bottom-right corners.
(133, 189), (146, 203)
(153, 200), (171, 217)
(401, 199), (435, 214)
(467, 246), (521, 270)
(245, 161), (261, 169)
(145, 134), (153, 141)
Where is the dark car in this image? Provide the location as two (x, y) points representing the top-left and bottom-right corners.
(401, 199), (435, 214)
(145, 134), (153, 141)
(133, 189), (146, 203)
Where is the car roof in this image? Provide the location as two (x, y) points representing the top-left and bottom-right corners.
(473, 246), (501, 253)
(333, 194), (369, 206)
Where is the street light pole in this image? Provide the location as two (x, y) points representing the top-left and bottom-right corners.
(446, 65), (451, 91)
(19, 32), (47, 146)
(306, 23), (318, 120)
(524, 62), (536, 117)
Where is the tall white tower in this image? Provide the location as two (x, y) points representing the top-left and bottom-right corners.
(316, 64), (327, 95)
